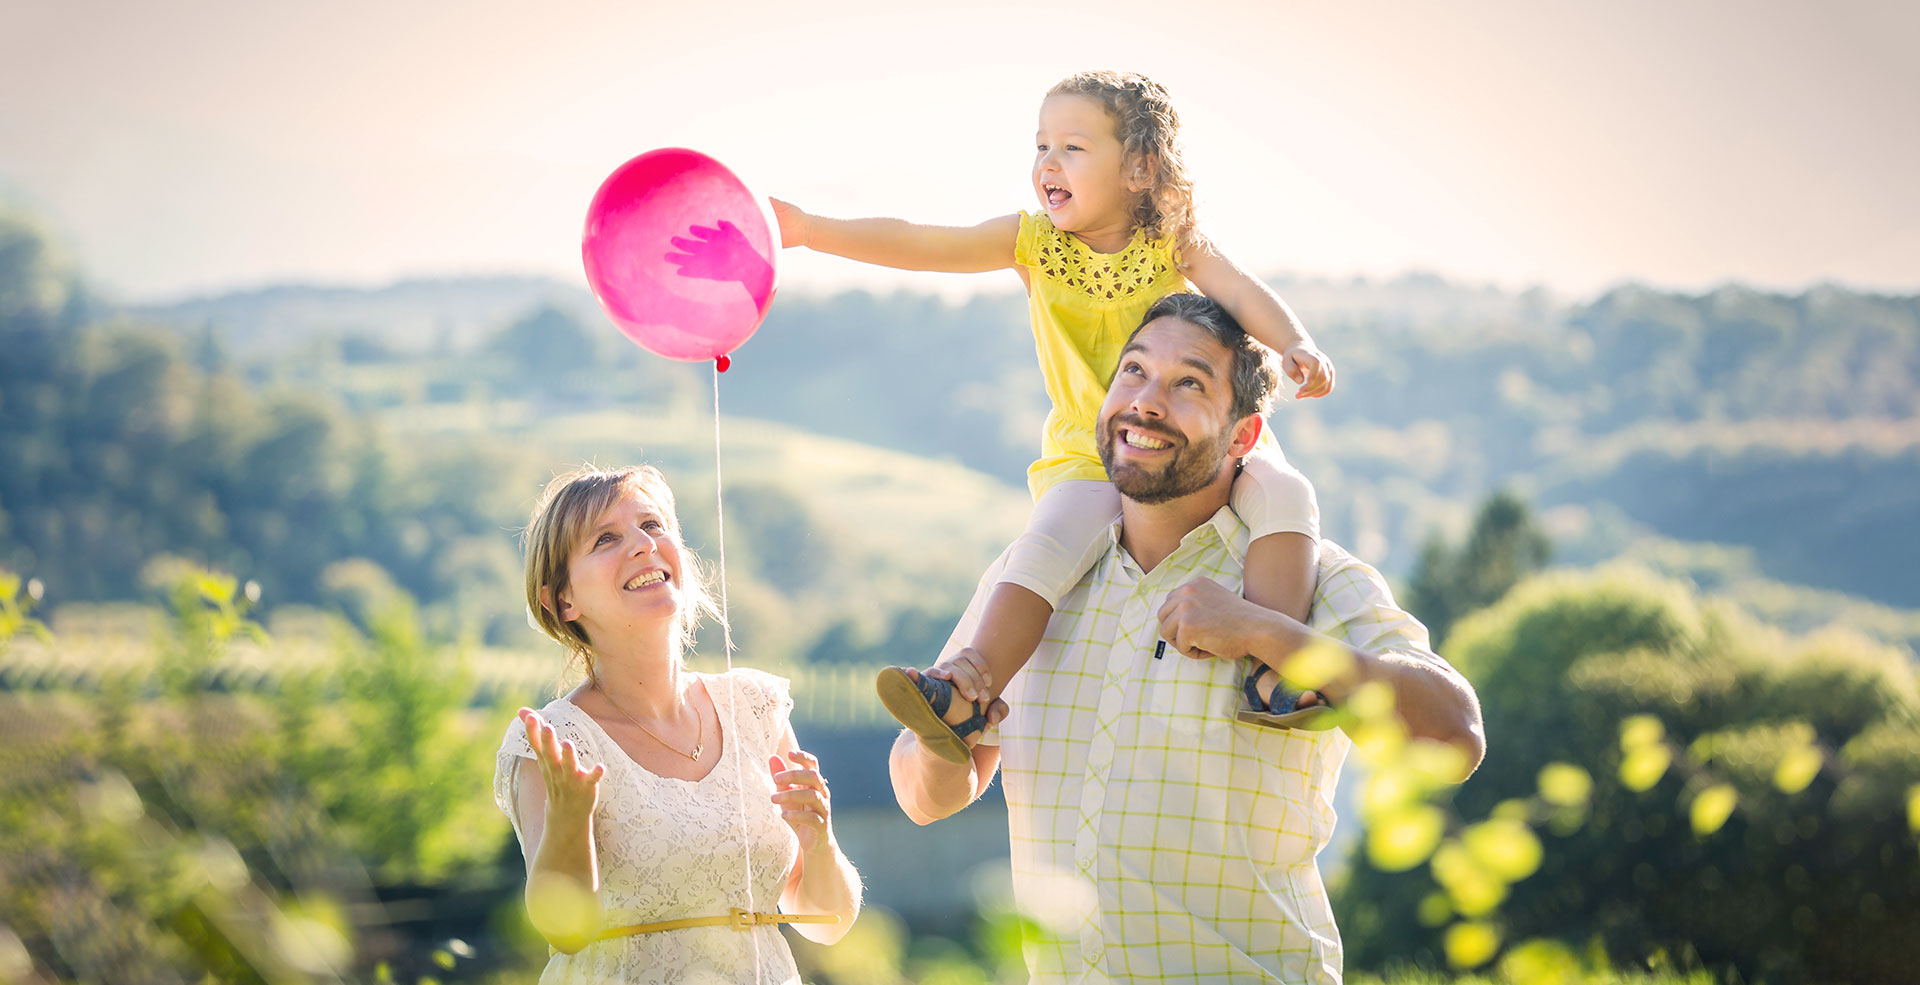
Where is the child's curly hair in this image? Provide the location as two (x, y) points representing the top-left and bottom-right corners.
(1048, 70), (1196, 247)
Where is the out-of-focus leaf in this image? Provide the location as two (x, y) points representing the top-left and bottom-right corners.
(1691, 784), (1738, 836)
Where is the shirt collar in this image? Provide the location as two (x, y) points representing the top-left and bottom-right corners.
(1109, 502), (1250, 573)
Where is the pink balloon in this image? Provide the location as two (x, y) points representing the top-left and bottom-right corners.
(582, 148), (779, 363)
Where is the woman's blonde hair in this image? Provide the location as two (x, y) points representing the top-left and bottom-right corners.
(522, 465), (722, 678)
(1048, 70), (1196, 246)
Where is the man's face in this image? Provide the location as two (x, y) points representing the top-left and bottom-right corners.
(1098, 316), (1252, 504)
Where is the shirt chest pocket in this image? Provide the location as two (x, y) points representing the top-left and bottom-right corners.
(1138, 653), (1239, 738)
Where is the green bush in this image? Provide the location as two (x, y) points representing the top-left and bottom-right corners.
(1336, 566), (1920, 984)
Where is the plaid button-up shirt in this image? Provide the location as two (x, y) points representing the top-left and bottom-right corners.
(959, 506), (1446, 984)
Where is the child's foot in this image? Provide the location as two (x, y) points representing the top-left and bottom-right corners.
(1238, 665), (1340, 731)
(875, 651), (994, 764)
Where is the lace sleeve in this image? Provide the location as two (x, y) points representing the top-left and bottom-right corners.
(723, 669), (794, 752)
(493, 716), (536, 848)
(493, 702), (603, 851)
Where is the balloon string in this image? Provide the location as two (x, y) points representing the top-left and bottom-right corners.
(712, 361), (763, 983)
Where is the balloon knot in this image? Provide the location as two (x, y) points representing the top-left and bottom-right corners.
(715, 355), (732, 373)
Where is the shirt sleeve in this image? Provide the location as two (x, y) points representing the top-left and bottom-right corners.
(1308, 541), (1450, 670)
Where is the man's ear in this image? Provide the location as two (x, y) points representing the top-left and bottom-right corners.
(1228, 413), (1263, 458)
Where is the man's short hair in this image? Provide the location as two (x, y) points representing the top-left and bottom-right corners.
(1124, 293), (1279, 420)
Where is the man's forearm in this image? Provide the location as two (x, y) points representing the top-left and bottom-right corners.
(888, 729), (996, 825)
(1323, 646), (1486, 776)
(1246, 618), (1485, 778)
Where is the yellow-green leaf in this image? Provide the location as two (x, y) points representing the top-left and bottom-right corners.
(1906, 784), (1920, 834)
(1462, 818), (1543, 882)
(1352, 718), (1409, 764)
(1619, 714), (1665, 752)
(1492, 798), (1532, 822)
(1345, 679), (1396, 722)
(1363, 769), (1420, 818)
(1406, 741), (1470, 785)
(1691, 784), (1738, 836)
(1443, 921), (1500, 969)
(1286, 639), (1357, 691)
(1366, 805), (1445, 872)
(1537, 762), (1593, 807)
(1500, 938), (1579, 985)
(1618, 745), (1671, 792)
(1417, 892), (1453, 927)
(1773, 745), (1822, 794)
(1431, 841), (1508, 916)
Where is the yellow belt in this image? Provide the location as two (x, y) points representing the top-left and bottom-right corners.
(545, 906), (837, 952)
(595, 907), (839, 941)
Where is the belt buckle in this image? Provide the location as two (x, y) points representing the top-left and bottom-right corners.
(728, 907), (753, 931)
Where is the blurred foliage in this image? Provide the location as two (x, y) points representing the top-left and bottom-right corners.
(0, 566), (519, 983)
(1337, 565), (1920, 984)
(0, 568), (51, 653)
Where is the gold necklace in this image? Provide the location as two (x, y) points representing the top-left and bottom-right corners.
(595, 679), (704, 762)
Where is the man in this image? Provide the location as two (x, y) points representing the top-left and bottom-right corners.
(890, 293), (1485, 984)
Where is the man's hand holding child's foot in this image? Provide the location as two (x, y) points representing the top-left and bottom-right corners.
(922, 647), (995, 731)
(875, 648), (1006, 766)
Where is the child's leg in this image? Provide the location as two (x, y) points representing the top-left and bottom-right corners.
(1231, 452), (1330, 719)
(887, 481), (1120, 733)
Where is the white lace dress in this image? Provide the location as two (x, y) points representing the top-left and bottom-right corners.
(494, 669), (803, 984)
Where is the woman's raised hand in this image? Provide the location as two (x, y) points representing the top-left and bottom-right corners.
(520, 707), (606, 822)
(769, 750), (834, 856)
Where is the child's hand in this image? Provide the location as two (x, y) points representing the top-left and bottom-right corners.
(925, 647), (994, 705)
(1280, 343), (1335, 400)
(769, 198), (811, 250)
(769, 750), (834, 856)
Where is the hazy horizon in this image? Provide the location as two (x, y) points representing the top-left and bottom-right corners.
(4, 0), (1915, 305)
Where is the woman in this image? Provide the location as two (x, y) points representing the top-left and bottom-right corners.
(494, 465), (859, 982)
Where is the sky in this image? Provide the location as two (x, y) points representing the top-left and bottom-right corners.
(1, 0), (1915, 303)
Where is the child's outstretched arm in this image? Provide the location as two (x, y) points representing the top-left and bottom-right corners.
(1179, 234), (1335, 399)
(773, 199), (1020, 274)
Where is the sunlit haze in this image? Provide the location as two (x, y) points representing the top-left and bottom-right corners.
(2, 0), (1914, 302)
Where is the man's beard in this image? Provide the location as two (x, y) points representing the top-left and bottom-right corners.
(1099, 414), (1234, 505)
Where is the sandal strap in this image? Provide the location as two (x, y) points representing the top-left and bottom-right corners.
(916, 672), (989, 739)
(1244, 667), (1300, 714)
(1242, 668), (1268, 711)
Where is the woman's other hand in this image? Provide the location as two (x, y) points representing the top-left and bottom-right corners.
(769, 749), (834, 856)
(521, 707), (605, 823)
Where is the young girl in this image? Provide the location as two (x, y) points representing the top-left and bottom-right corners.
(775, 71), (1336, 763)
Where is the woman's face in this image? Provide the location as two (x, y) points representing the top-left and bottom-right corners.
(555, 484), (685, 645)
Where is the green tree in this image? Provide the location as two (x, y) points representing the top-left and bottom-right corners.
(1406, 490), (1551, 647)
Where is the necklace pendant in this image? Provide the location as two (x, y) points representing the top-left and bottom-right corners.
(689, 742), (703, 760)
